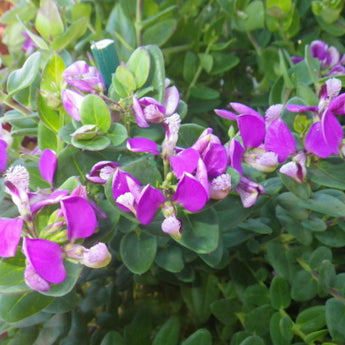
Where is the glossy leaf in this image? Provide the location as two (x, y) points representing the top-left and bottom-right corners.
(127, 47), (151, 89)
(7, 52), (41, 96)
(120, 231), (157, 274)
(152, 316), (180, 345)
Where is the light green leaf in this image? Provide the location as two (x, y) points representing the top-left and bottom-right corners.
(7, 52), (41, 96)
(80, 95), (111, 132)
(143, 19), (177, 46)
(127, 47), (151, 89)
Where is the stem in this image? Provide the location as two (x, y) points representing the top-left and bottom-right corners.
(135, 0), (143, 46)
(163, 44), (193, 55)
(0, 92), (32, 116)
(247, 32), (262, 57)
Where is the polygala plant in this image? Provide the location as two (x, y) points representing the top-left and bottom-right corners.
(2, 1), (345, 344)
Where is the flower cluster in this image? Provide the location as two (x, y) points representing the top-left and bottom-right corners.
(293, 40), (345, 77)
(0, 149), (111, 292)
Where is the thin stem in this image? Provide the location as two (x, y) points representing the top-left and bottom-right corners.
(135, 0), (143, 46)
(0, 92), (32, 116)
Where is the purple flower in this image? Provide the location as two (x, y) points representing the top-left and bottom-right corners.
(132, 86), (180, 127)
(169, 148), (200, 179)
(209, 173), (231, 200)
(61, 89), (84, 121)
(172, 158), (209, 212)
(62, 60), (104, 93)
(0, 139), (7, 172)
(235, 176), (265, 208)
(86, 161), (119, 184)
(243, 147), (279, 172)
(0, 218), (23, 257)
(228, 139), (244, 175)
(286, 78), (344, 158)
(21, 32), (35, 55)
(191, 128), (228, 178)
(112, 169), (165, 225)
(127, 137), (160, 155)
(23, 238), (66, 290)
(39, 149), (57, 185)
(215, 103), (265, 149)
(279, 152), (307, 183)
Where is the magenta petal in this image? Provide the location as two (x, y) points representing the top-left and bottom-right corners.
(203, 143), (228, 178)
(322, 112), (342, 155)
(173, 173), (209, 212)
(230, 102), (261, 117)
(0, 139), (7, 172)
(39, 149), (57, 185)
(329, 93), (345, 115)
(169, 148), (200, 179)
(305, 122), (332, 157)
(112, 170), (141, 203)
(30, 190), (69, 213)
(228, 139), (244, 175)
(238, 114), (265, 149)
(86, 161), (119, 183)
(132, 96), (150, 128)
(0, 218), (23, 257)
(61, 89), (83, 121)
(23, 238), (66, 284)
(265, 118), (296, 162)
(136, 185), (165, 225)
(127, 137), (160, 155)
(61, 196), (97, 241)
(285, 104), (318, 113)
(214, 109), (238, 120)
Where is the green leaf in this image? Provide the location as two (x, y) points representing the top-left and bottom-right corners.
(145, 45), (166, 103)
(155, 246), (184, 273)
(270, 312), (294, 345)
(0, 257), (30, 294)
(37, 94), (61, 133)
(0, 292), (53, 323)
(326, 298), (345, 343)
(108, 123), (128, 146)
(297, 192), (345, 218)
(318, 260), (336, 296)
(115, 65), (137, 94)
(189, 85), (220, 100)
(127, 47), (151, 89)
(120, 231), (157, 274)
(122, 157), (162, 186)
(41, 53), (65, 92)
(143, 19), (177, 47)
(308, 158), (345, 190)
(177, 123), (205, 148)
(239, 336), (265, 345)
(51, 17), (89, 51)
(35, 0), (64, 41)
(238, 218), (272, 234)
(245, 304), (274, 335)
(181, 329), (212, 345)
(80, 95), (111, 132)
(308, 246), (333, 269)
(106, 3), (136, 60)
(266, 242), (290, 279)
(7, 52), (41, 96)
(174, 208), (219, 254)
(315, 225), (345, 247)
(101, 331), (126, 345)
(152, 317), (180, 345)
(183, 51), (198, 83)
(210, 299), (239, 325)
(296, 306), (326, 333)
(291, 270), (317, 302)
(279, 173), (311, 200)
(181, 274), (220, 324)
(269, 276), (291, 310)
(210, 52), (239, 75)
(38, 122), (58, 151)
(71, 136), (111, 151)
(198, 53), (213, 73)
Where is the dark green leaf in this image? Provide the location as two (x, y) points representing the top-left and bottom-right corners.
(326, 298), (345, 343)
(291, 270), (317, 301)
(152, 317), (180, 345)
(269, 276), (291, 310)
(155, 246), (184, 273)
(143, 20), (177, 46)
(296, 306), (326, 333)
(120, 231), (157, 274)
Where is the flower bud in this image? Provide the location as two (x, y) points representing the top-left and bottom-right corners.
(81, 243), (112, 268)
(161, 216), (182, 239)
(209, 173), (231, 200)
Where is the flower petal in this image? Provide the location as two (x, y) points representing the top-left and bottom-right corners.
(265, 118), (296, 162)
(0, 139), (7, 172)
(136, 185), (165, 225)
(238, 114), (265, 149)
(164, 86), (179, 116)
(305, 122), (333, 157)
(127, 137), (160, 155)
(61, 196), (97, 241)
(203, 143), (228, 178)
(39, 149), (57, 185)
(61, 89), (83, 121)
(132, 96), (150, 128)
(24, 262), (50, 292)
(0, 218), (23, 257)
(228, 139), (244, 175)
(30, 190), (69, 213)
(322, 111), (342, 155)
(173, 173), (209, 212)
(23, 238), (66, 284)
(169, 148), (200, 179)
